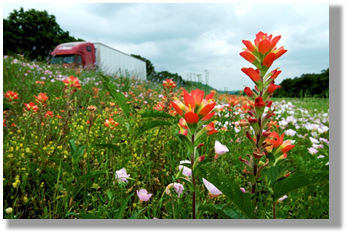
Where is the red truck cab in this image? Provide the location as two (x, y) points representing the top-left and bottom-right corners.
(50, 42), (96, 69)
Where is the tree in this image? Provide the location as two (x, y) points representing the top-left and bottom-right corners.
(272, 68), (329, 98)
(3, 7), (84, 61)
(130, 54), (155, 77)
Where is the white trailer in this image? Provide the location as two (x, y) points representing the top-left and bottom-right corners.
(93, 42), (147, 80)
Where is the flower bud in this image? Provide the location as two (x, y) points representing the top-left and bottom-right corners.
(198, 155), (205, 162)
(246, 131), (252, 139)
(239, 120), (249, 127)
(253, 149), (264, 159)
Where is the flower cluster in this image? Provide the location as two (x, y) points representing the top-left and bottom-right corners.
(34, 93), (48, 104)
(239, 32), (294, 194)
(171, 89), (216, 124)
(104, 118), (119, 130)
(23, 102), (39, 113)
(240, 31), (287, 75)
(162, 79), (176, 90)
(62, 75), (81, 95)
(62, 75), (81, 88)
(5, 91), (19, 102)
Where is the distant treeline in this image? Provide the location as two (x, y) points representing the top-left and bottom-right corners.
(273, 69), (329, 98)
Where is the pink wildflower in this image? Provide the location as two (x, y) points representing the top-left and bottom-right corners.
(115, 168), (130, 183)
(308, 147), (318, 155)
(214, 140), (229, 159)
(202, 178), (222, 199)
(179, 160), (192, 177)
(137, 189), (152, 202)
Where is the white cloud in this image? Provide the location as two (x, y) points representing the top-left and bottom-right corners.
(2, 3), (329, 90)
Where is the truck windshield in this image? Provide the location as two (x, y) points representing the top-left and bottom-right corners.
(51, 55), (76, 64)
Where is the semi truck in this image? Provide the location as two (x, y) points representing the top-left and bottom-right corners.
(50, 42), (147, 80)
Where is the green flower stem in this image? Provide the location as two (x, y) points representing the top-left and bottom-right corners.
(273, 201), (276, 219)
(170, 193), (176, 219)
(191, 134), (196, 219)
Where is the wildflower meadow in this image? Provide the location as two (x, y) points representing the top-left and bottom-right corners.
(3, 32), (329, 219)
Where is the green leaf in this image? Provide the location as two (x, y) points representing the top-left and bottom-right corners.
(114, 193), (133, 219)
(129, 207), (146, 219)
(199, 166), (254, 219)
(136, 120), (172, 136)
(141, 109), (174, 119)
(78, 171), (107, 182)
(194, 133), (207, 148)
(47, 157), (72, 174)
(95, 144), (120, 152)
(107, 190), (113, 201)
(198, 204), (245, 219)
(192, 158), (212, 177)
(65, 212), (101, 219)
(3, 101), (14, 111)
(69, 139), (77, 155)
(69, 139), (87, 165)
(176, 134), (193, 154)
(99, 73), (131, 118)
(266, 163), (291, 187)
(176, 177), (195, 192)
(273, 171), (329, 201)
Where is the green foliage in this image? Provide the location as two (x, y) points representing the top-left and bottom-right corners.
(273, 171), (329, 201)
(273, 68), (329, 98)
(3, 101), (14, 111)
(66, 212), (101, 219)
(3, 7), (84, 61)
(98, 73), (132, 118)
(198, 204), (245, 219)
(199, 166), (254, 219)
(141, 109), (175, 119)
(130, 54), (155, 77)
(136, 120), (173, 136)
(114, 193), (134, 219)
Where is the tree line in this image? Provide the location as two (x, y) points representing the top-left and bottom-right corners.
(272, 69), (329, 98)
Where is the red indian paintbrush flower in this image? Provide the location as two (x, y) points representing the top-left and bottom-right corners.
(240, 50), (257, 64)
(171, 89), (216, 123)
(5, 91), (19, 102)
(204, 122), (218, 135)
(178, 121), (188, 136)
(44, 111), (54, 117)
(267, 69), (282, 81)
(179, 118), (189, 129)
(240, 31), (287, 70)
(62, 75), (81, 88)
(34, 93), (48, 104)
(266, 83), (281, 94)
(254, 97), (265, 108)
(262, 53), (276, 68)
(201, 111), (215, 121)
(24, 102), (39, 112)
(184, 111), (199, 124)
(242, 40), (256, 52)
(244, 87), (256, 99)
(104, 118), (119, 129)
(273, 46), (287, 60)
(254, 32), (281, 54)
(241, 67), (261, 83)
(163, 79), (176, 89)
(265, 132), (295, 155)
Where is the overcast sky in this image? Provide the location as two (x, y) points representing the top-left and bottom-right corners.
(2, 3), (329, 91)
